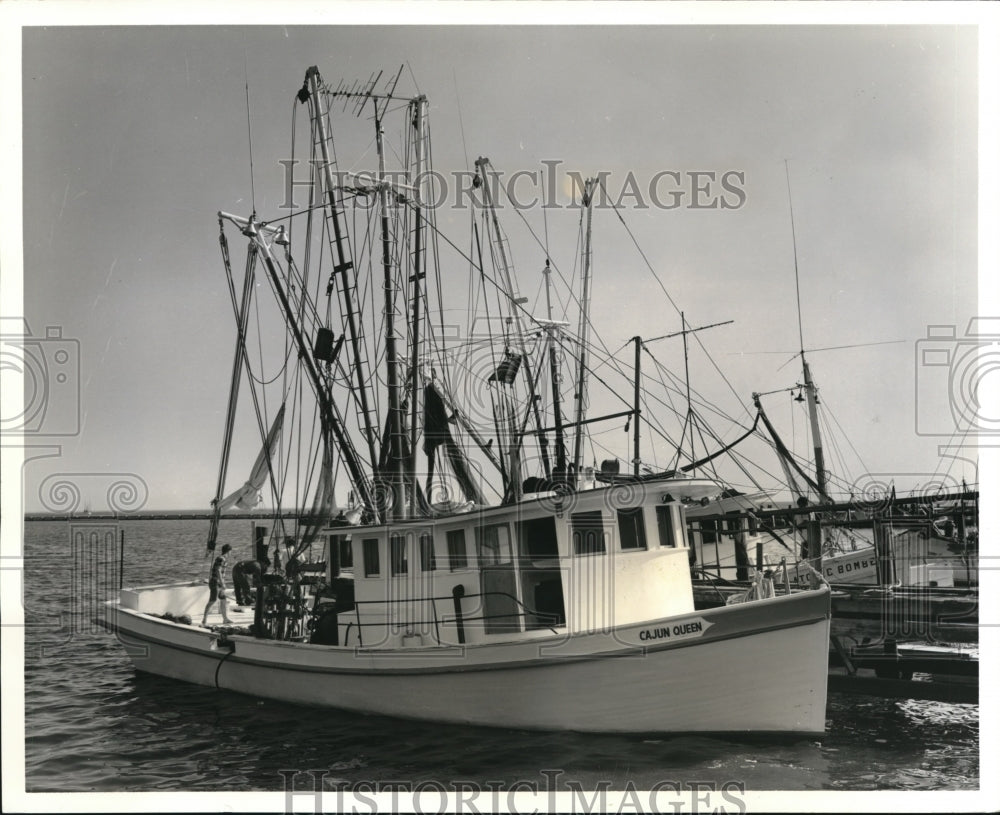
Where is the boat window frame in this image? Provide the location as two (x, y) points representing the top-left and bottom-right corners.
(338, 536), (354, 570)
(570, 510), (607, 556)
(419, 530), (436, 572)
(446, 528), (469, 571)
(390, 533), (408, 576)
(362, 537), (381, 577)
(516, 515), (560, 560)
(475, 522), (513, 566)
(656, 505), (677, 548)
(617, 507), (648, 551)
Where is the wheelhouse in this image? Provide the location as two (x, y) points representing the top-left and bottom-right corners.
(316, 480), (716, 649)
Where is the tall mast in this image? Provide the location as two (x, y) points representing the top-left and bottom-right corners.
(474, 157), (551, 501)
(632, 335), (641, 476)
(302, 67), (379, 472)
(408, 95), (427, 512)
(681, 312), (694, 469)
(572, 178), (597, 480)
(802, 357), (827, 498)
(785, 159), (828, 500)
(376, 111), (407, 520)
(543, 261), (567, 477)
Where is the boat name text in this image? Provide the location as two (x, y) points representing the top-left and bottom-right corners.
(639, 619), (709, 642)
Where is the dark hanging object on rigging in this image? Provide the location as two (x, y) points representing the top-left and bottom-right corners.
(488, 349), (523, 386)
(314, 328), (339, 363)
(297, 66), (319, 103)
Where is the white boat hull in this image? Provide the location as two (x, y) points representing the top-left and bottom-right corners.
(106, 586), (830, 735)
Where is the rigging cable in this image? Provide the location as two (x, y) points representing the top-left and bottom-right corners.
(218, 226), (288, 523)
(599, 178), (751, 421)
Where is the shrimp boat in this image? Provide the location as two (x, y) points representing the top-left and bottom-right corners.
(106, 66), (831, 734)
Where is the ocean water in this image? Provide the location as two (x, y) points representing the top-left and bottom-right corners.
(20, 519), (978, 794)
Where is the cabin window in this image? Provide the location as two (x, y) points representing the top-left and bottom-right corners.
(362, 538), (380, 577)
(517, 516), (559, 560)
(390, 534), (408, 576)
(339, 538), (354, 569)
(447, 529), (468, 571)
(656, 505), (677, 548)
(617, 508), (647, 551)
(571, 510), (606, 555)
(476, 523), (513, 565)
(419, 532), (436, 572)
(699, 519), (718, 545)
(328, 533), (350, 571)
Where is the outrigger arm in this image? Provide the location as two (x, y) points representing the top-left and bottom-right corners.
(219, 211), (379, 521)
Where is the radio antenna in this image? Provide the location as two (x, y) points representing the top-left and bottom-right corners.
(244, 52), (256, 218)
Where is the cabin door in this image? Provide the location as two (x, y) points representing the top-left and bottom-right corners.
(476, 522), (520, 634)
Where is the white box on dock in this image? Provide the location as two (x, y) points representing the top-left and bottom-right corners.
(907, 564), (955, 588)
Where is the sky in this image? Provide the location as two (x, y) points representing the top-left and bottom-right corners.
(2, 11), (994, 514)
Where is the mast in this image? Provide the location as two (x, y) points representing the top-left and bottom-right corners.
(543, 261), (567, 477)
(376, 111), (407, 520)
(408, 95), (427, 514)
(632, 335), (641, 476)
(301, 67), (379, 472)
(474, 157), (551, 501)
(801, 357), (827, 498)
(681, 312), (694, 470)
(785, 159), (828, 501)
(572, 178), (597, 480)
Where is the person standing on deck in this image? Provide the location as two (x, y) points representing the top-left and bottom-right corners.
(232, 558), (263, 606)
(202, 543), (234, 626)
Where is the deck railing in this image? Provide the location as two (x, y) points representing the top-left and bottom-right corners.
(341, 589), (563, 647)
(254, 577), (563, 646)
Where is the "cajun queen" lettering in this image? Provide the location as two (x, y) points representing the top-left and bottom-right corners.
(638, 618), (707, 642)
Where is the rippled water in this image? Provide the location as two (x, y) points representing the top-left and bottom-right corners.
(21, 519), (978, 793)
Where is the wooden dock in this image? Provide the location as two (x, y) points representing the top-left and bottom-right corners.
(828, 639), (978, 704)
(693, 580), (979, 704)
(828, 584), (978, 645)
(693, 581), (979, 645)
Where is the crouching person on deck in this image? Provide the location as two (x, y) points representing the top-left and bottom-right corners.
(202, 543), (234, 626)
(232, 559), (263, 606)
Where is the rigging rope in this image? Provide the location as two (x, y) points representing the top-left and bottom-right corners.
(217, 226), (288, 520)
(599, 179), (752, 422)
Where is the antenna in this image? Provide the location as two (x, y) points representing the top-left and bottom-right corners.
(783, 160), (829, 501)
(784, 159), (805, 363)
(244, 53), (256, 217)
(353, 71), (379, 117)
(645, 317), (733, 473)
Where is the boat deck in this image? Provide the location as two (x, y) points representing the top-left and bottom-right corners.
(200, 602), (258, 630)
